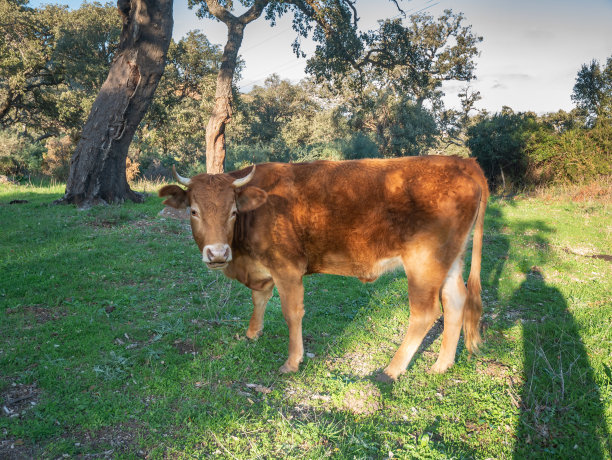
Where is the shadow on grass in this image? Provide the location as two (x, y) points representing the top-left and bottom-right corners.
(481, 198), (610, 458)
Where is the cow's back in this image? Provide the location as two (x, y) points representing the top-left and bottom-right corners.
(231, 156), (484, 279)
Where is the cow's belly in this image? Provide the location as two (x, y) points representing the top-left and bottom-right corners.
(311, 253), (404, 283)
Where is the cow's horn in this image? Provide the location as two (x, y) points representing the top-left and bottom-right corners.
(232, 165), (256, 188)
(172, 165), (191, 186)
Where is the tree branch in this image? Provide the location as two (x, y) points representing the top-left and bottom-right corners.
(205, 0), (238, 25)
(239, 0), (268, 24)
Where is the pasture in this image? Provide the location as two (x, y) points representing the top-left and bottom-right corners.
(1, 181), (610, 458)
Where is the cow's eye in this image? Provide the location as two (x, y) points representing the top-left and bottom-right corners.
(230, 210), (238, 219)
(191, 209), (197, 217)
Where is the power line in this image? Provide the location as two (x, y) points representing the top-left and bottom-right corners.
(240, 25), (293, 53)
(237, 0), (445, 92)
(238, 58), (307, 90)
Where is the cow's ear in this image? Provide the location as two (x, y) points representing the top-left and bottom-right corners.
(236, 186), (267, 212)
(159, 185), (189, 209)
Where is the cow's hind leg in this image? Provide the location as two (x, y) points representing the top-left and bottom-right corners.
(246, 280), (274, 340)
(379, 262), (444, 381)
(430, 256), (467, 373)
(381, 255), (446, 381)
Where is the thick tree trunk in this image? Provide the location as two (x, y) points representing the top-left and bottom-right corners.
(56, 0), (173, 207)
(205, 21), (245, 174)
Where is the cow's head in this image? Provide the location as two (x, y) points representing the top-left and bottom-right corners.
(158, 166), (267, 270)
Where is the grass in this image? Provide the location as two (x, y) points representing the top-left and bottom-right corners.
(1, 180), (610, 459)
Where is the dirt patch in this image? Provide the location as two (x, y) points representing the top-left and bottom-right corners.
(563, 246), (612, 262)
(158, 206), (189, 220)
(173, 339), (201, 355)
(131, 219), (157, 229)
(0, 438), (35, 460)
(87, 219), (121, 228)
(327, 351), (381, 378)
(5, 305), (66, 324)
(477, 359), (522, 387)
(341, 383), (382, 415)
(70, 421), (144, 458)
(1, 383), (40, 418)
(589, 254), (612, 262)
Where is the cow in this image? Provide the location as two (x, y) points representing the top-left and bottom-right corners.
(159, 156), (488, 382)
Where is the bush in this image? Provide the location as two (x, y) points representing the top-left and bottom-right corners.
(526, 124), (611, 184)
(0, 130), (45, 177)
(467, 111), (611, 188)
(43, 136), (73, 181)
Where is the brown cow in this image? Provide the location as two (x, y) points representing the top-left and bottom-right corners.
(159, 156), (488, 381)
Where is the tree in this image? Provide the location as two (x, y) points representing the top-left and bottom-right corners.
(0, 1), (122, 138)
(572, 56), (612, 127)
(188, 0), (415, 173)
(0, 0), (64, 131)
(466, 109), (540, 188)
(188, 0), (268, 173)
(307, 9), (482, 155)
(133, 30), (225, 175)
(240, 74), (318, 144)
(56, 0), (173, 206)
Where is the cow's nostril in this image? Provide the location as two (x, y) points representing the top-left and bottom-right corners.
(224, 247), (230, 259)
(206, 248), (214, 260)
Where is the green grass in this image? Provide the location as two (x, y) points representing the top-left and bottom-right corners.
(1, 182), (610, 459)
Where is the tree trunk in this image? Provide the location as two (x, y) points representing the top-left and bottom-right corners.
(56, 0), (173, 207)
(205, 21), (245, 174)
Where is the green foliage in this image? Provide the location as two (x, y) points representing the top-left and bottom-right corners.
(305, 10), (482, 154)
(238, 74), (319, 145)
(525, 123), (612, 184)
(572, 56), (612, 127)
(466, 109), (537, 187)
(467, 109), (611, 188)
(0, 129), (45, 176)
(0, 0), (121, 136)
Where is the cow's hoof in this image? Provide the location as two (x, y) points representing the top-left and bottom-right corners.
(429, 360), (452, 374)
(245, 328), (262, 340)
(375, 372), (397, 384)
(279, 362), (299, 374)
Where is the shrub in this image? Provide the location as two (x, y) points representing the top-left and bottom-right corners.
(467, 111), (611, 188)
(43, 136), (73, 181)
(526, 124), (611, 184)
(125, 157), (140, 183)
(0, 130), (45, 177)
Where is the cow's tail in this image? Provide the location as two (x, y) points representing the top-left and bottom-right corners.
(463, 168), (488, 355)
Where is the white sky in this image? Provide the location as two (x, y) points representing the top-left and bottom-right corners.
(31, 0), (612, 114)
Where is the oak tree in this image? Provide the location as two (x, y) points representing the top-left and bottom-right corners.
(56, 0), (174, 206)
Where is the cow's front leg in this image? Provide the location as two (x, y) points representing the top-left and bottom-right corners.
(246, 281), (274, 340)
(273, 274), (305, 374)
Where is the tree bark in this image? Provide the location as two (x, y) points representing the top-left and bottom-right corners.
(203, 0), (267, 173)
(56, 0), (173, 207)
(205, 21), (245, 174)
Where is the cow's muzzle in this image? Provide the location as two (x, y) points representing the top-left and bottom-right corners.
(203, 244), (232, 269)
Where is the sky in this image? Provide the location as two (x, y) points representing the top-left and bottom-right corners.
(30, 0), (612, 114)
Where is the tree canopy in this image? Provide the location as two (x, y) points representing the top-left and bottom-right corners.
(0, 0), (121, 138)
(572, 57), (612, 127)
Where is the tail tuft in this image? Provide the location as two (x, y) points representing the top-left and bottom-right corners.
(463, 275), (483, 354)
